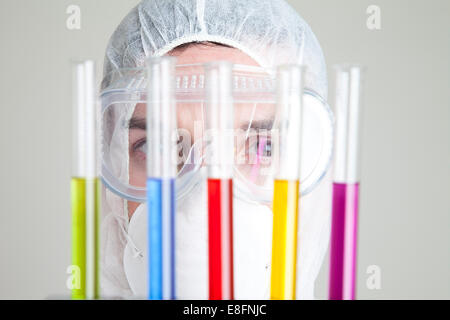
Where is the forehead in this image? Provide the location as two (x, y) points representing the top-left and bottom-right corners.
(130, 45), (271, 121)
(167, 43), (260, 67)
(133, 103), (146, 117)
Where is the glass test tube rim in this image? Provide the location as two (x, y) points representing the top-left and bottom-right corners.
(274, 63), (307, 181)
(205, 60), (234, 179)
(146, 56), (178, 179)
(332, 64), (365, 184)
(72, 60), (100, 179)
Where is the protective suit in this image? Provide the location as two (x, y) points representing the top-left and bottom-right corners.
(100, 0), (332, 299)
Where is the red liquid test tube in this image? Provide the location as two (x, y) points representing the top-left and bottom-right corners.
(205, 61), (234, 300)
(208, 178), (233, 300)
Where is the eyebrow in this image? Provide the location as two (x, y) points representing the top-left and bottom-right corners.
(128, 117), (146, 130)
(128, 117), (274, 131)
(239, 119), (274, 131)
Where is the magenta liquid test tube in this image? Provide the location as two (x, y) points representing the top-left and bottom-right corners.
(329, 65), (364, 300)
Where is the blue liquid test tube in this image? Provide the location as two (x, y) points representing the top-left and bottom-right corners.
(146, 56), (178, 300)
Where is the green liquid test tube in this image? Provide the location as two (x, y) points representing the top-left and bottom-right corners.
(71, 61), (100, 300)
(71, 177), (100, 299)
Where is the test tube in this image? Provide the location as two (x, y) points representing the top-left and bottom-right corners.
(270, 64), (306, 300)
(146, 56), (177, 300)
(329, 65), (365, 300)
(71, 60), (100, 300)
(205, 61), (234, 300)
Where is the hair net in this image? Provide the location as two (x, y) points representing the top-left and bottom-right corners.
(100, 0), (331, 299)
(102, 0), (327, 98)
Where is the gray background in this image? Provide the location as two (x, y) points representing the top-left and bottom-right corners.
(0, 0), (448, 299)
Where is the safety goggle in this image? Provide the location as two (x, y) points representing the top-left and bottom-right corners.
(100, 64), (333, 203)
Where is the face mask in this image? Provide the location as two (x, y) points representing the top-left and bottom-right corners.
(123, 177), (273, 299)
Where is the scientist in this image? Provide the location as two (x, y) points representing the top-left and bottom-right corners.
(100, 0), (332, 299)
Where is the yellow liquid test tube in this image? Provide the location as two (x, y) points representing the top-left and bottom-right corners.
(270, 180), (299, 299)
(270, 64), (305, 300)
(71, 60), (100, 300)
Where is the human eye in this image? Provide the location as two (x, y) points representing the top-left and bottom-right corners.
(132, 138), (147, 158)
(246, 133), (272, 164)
(257, 136), (272, 157)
